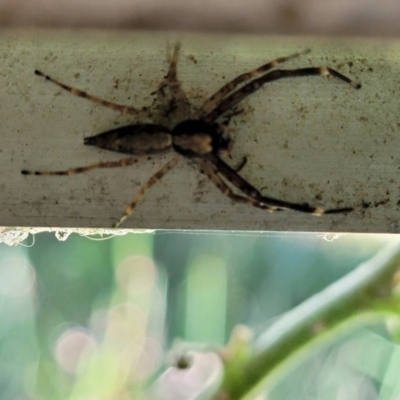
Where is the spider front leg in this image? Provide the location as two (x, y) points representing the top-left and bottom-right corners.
(196, 49), (311, 118)
(204, 66), (361, 123)
(209, 156), (354, 215)
(196, 158), (278, 212)
(34, 70), (151, 118)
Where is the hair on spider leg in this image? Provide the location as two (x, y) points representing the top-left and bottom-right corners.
(23, 43), (364, 227)
(220, 108), (245, 125)
(229, 156), (248, 173)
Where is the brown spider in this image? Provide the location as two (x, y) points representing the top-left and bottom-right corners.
(22, 43), (361, 228)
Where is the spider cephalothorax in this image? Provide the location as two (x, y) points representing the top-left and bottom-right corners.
(172, 120), (231, 157)
(22, 43), (361, 227)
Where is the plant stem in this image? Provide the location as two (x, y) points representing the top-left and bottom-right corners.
(222, 239), (400, 399)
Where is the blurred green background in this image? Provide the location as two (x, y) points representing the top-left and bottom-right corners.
(0, 231), (398, 399)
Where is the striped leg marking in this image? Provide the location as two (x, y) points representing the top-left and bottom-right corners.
(21, 157), (143, 176)
(34, 70), (150, 118)
(113, 156), (181, 228)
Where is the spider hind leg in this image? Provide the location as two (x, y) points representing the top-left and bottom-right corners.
(21, 157), (142, 176)
(34, 70), (150, 117)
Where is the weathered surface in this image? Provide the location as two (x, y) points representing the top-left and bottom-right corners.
(1, 30), (399, 232)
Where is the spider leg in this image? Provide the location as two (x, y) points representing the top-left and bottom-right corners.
(113, 155), (181, 228)
(152, 42), (190, 125)
(203, 66), (361, 123)
(165, 42), (191, 112)
(196, 49), (311, 118)
(209, 156), (354, 215)
(165, 42), (181, 82)
(34, 70), (150, 117)
(21, 157), (143, 176)
(196, 158), (277, 212)
(233, 156), (248, 173)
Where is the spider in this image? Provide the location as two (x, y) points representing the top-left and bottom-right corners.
(22, 43), (361, 228)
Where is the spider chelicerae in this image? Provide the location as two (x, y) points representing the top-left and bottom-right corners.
(22, 43), (361, 228)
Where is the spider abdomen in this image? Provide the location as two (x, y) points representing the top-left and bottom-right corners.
(84, 124), (172, 155)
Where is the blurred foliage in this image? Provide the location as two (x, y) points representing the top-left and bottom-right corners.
(0, 231), (398, 399)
